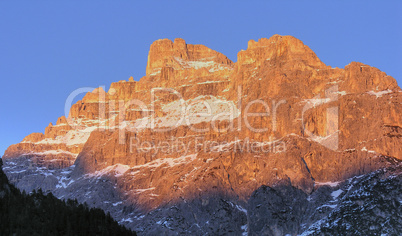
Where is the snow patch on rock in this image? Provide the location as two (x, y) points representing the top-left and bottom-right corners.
(367, 89), (392, 98)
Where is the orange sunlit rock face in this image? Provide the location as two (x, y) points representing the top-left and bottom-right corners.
(4, 35), (402, 210)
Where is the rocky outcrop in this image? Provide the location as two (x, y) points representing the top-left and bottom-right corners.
(3, 34), (402, 234)
(146, 38), (233, 76)
(237, 35), (325, 70)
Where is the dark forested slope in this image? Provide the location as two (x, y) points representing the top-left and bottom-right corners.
(0, 158), (136, 236)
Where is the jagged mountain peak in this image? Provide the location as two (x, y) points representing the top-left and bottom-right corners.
(237, 34), (326, 69)
(145, 37), (233, 77)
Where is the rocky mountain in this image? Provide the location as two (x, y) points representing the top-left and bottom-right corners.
(2, 34), (402, 235)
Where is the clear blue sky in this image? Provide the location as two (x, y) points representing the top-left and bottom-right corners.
(1, 1), (401, 156)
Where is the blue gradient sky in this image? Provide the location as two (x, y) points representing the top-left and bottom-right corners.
(1, 1), (401, 156)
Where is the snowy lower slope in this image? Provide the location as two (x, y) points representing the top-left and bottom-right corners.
(301, 164), (402, 235)
(3, 156), (401, 235)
